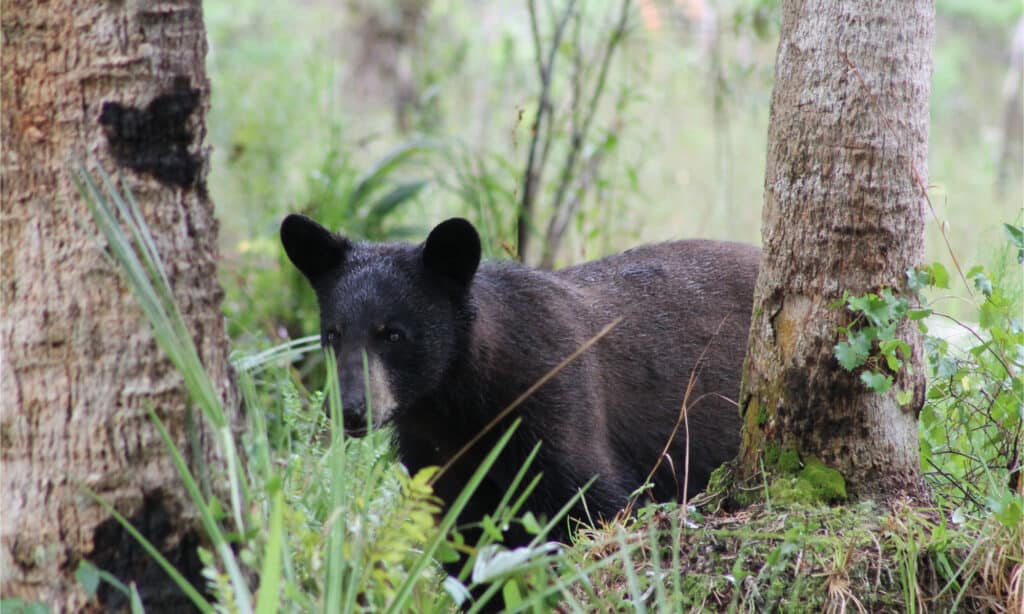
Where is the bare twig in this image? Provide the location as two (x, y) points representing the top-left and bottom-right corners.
(519, 0), (578, 262)
(541, 0), (633, 268)
(626, 311), (738, 516)
(429, 316), (623, 486)
(542, 131), (614, 267)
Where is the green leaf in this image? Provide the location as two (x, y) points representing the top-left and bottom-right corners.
(208, 496), (225, 521)
(1005, 222), (1024, 246)
(481, 514), (502, 541)
(930, 262), (951, 289)
(834, 333), (871, 371)
(827, 296), (848, 310)
(907, 308), (932, 321)
(368, 179), (429, 219)
(435, 540), (461, 564)
(347, 139), (435, 209)
(987, 493), (1024, 531)
(75, 560), (101, 597)
(502, 579), (523, 609)
(896, 388), (913, 406)
(972, 272), (993, 297)
(979, 301), (1000, 328)
(879, 338), (910, 371)
(848, 290), (905, 326)
(906, 267), (931, 293)
(521, 511), (541, 535)
(0, 599), (51, 614)
(859, 371), (893, 393)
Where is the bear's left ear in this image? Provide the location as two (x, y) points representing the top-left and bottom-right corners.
(422, 217), (481, 288)
(280, 214), (351, 286)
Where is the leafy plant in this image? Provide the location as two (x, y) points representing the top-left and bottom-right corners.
(917, 225), (1023, 515)
(222, 137), (435, 348)
(832, 287), (926, 403)
(76, 162), (589, 613)
(834, 224), (1022, 516)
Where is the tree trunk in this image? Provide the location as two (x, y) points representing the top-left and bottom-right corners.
(996, 17), (1023, 198)
(1, 1), (237, 610)
(736, 1), (933, 502)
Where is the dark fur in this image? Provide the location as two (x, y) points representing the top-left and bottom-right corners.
(281, 215), (759, 546)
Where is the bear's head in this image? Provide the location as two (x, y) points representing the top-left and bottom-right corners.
(280, 214), (481, 435)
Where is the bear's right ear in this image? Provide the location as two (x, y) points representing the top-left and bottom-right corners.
(422, 217), (481, 289)
(280, 214), (350, 285)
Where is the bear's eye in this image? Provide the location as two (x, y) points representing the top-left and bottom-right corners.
(325, 330), (339, 345)
(376, 325), (405, 344)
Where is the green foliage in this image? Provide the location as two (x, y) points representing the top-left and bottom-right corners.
(936, 0), (1023, 26)
(918, 225), (1023, 518)
(223, 138), (434, 346)
(79, 164), (594, 613)
(766, 453), (848, 505)
(0, 599), (51, 614)
(832, 288), (917, 400)
(833, 226), (1021, 518)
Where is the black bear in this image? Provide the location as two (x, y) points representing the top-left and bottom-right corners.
(281, 214), (758, 546)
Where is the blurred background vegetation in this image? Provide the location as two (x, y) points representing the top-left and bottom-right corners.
(204, 0), (1022, 347)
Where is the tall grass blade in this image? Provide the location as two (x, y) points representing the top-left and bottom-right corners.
(232, 335), (321, 373)
(616, 528), (646, 614)
(147, 406), (254, 612)
(255, 490), (285, 614)
(385, 420), (523, 614)
(74, 161), (249, 537)
(323, 350), (347, 614)
(79, 485), (214, 613)
(129, 584), (145, 614)
(368, 179), (429, 219)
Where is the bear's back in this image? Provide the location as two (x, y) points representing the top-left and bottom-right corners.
(554, 239), (760, 500)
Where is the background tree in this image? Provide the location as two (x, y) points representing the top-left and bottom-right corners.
(1, 0), (237, 609)
(735, 0), (934, 501)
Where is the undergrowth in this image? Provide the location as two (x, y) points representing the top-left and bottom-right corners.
(62, 162), (1024, 613)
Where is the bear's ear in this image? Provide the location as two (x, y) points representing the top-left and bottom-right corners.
(422, 217), (481, 288)
(280, 214), (350, 284)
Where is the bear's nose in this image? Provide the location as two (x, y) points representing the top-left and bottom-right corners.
(342, 407), (369, 437)
(319, 396), (369, 436)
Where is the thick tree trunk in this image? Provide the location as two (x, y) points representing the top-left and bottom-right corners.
(1, 1), (236, 610)
(736, 1), (933, 502)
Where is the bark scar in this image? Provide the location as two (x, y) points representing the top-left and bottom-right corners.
(98, 76), (200, 188)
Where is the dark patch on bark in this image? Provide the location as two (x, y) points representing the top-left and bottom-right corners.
(781, 354), (862, 441)
(87, 492), (205, 613)
(99, 76), (200, 188)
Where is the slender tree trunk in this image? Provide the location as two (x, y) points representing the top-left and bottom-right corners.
(996, 17), (1023, 198)
(736, 0), (934, 502)
(1, 1), (237, 610)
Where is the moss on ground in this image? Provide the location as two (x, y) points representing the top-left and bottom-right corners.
(768, 456), (847, 505)
(569, 498), (1011, 613)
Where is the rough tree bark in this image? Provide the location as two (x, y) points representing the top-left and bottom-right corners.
(1, 1), (237, 610)
(736, 1), (934, 501)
